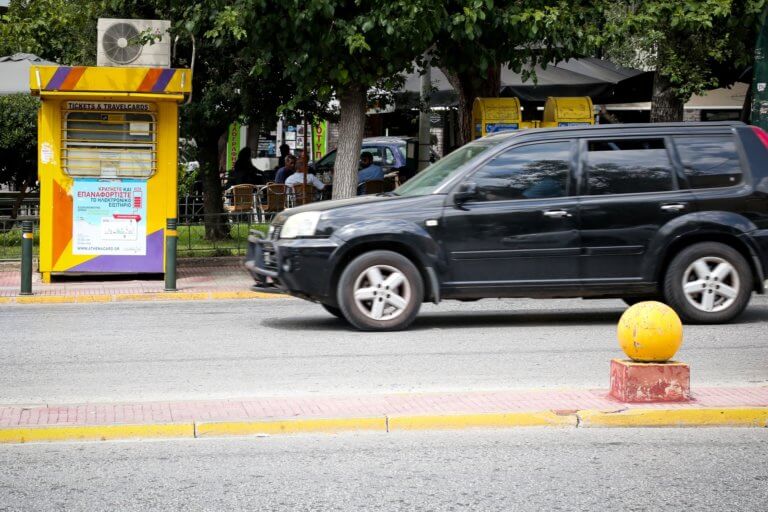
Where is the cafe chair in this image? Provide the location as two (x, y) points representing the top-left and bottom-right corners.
(224, 184), (256, 223)
(360, 179), (385, 195)
(292, 183), (315, 206)
(262, 183), (289, 219)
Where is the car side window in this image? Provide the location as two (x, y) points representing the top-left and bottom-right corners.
(471, 142), (571, 201)
(384, 147), (396, 165)
(362, 147), (384, 165)
(317, 150), (336, 168)
(674, 136), (742, 189)
(586, 139), (674, 195)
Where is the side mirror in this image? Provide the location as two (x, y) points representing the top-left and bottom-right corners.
(454, 182), (478, 205)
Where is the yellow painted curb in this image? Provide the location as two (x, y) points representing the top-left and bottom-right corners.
(196, 417), (387, 437)
(4, 290), (294, 305)
(388, 411), (578, 431)
(14, 295), (77, 304)
(0, 423), (194, 444)
(578, 408), (768, 428)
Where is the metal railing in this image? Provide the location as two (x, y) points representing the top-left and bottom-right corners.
(0, 194), (274, 262)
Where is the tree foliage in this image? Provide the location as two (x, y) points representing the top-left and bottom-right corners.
(0, 0), (99, 65)
(211, 0), (443, 198)
(603, 0), (767, 121)
(0, 94), (39, 217)
(432, 0), (604, 143)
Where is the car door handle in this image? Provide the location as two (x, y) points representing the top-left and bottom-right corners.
(542, 209), (572, 218)
(661, 203), (687, 212)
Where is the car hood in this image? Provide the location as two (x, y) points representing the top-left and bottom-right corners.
(273, 194), (412, 224)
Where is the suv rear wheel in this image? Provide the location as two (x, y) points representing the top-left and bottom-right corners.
(664, 242), (752, 324)
(337, 250), (423, 331)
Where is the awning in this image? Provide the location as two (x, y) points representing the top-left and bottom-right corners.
(0, 53), (57, 95)
(396, 58), (654, 107)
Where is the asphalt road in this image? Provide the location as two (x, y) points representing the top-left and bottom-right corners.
(1, 429), (767, 511)
(0, 295), (766, 404)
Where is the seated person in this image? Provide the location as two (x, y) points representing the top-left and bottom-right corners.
(358, 151), (384, 183)
(285, 168), (326, 190)
(275, 155), (297, 184)
(357, 151), (385, 194)
(226, 146), (266, 188)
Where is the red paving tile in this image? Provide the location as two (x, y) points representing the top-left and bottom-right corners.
(1, 387), (766, 428)
(0, 257), (257, 298)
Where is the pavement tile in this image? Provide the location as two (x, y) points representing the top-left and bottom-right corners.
(3, 386), (765, 429)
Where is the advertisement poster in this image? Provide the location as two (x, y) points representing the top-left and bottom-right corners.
(72, 179), (147, 255)
(312, 121), (328, 161)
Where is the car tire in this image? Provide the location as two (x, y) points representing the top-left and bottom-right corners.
(663, 242), (752, 324)
(321, 303), (345, 320)
(337, 250), (424, 331)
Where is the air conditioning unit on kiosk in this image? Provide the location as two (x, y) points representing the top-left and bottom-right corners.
(97, 18), (171, 67)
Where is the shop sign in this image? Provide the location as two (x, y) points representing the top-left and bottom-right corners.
(66, 101), (152, 112)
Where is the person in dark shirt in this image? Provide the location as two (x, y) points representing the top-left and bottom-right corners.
(276, 143), (290, 170)
(226, 147), (265, 187)
(275, 154), (297, 184)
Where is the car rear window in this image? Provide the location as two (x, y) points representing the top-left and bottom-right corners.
(585, 139), (675, 195)
(674, 136), (743, 189)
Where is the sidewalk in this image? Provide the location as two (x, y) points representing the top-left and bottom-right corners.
(0, 257), (287, 302)
(2, 387), (767, 443)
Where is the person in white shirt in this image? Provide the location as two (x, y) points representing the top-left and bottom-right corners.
(285, 170), (325, 190)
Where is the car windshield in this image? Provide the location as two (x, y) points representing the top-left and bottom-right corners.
(394, 139), (503, 197)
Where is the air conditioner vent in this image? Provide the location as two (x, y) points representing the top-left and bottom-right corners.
(97, 18), (171, 68)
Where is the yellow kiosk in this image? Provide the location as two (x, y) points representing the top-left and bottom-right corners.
(472, 97), (537, 139)
(541, 97), (595, 128)
(30, 65), (191, 282)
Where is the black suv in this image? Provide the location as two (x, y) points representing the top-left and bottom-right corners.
(247, 122), (768, 331)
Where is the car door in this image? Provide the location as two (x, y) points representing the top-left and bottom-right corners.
(440, 140), (581, 289)
(577, 136), (695, 283)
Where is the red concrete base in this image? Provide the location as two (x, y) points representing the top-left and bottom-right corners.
(610, 358), (691, 403)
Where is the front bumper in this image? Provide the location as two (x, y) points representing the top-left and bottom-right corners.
(246, 231), (340, 303)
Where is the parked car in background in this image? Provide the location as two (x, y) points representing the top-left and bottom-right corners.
(312, 136), (438, 179)
(248, 122), (768, 331)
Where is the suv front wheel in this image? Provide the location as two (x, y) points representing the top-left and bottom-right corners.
(337, 250), (424, 331)
(664, 242), (752, 324)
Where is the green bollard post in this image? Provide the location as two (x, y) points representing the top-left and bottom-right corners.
(164, 218), (177, 292)
(20, 220), (33, 295)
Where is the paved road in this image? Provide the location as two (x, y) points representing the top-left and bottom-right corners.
(1, 429), (766, 510)
(1, 296), (766, 404)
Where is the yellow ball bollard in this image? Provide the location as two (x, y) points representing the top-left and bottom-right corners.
(617, 301), (683, 362)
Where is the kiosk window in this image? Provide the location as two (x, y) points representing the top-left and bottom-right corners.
(63, 110), (156, 178)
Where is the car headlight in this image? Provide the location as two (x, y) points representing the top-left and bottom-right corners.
(280, 211), (323, 239)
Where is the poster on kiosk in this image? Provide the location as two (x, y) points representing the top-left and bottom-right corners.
(30, 66), (192, 282)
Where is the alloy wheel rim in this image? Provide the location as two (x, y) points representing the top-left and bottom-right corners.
(352, 264), (411, 321)
(682, 256), (740, 313)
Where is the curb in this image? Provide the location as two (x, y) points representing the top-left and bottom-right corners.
(0, 290), (291, 304)
(1, 408), (766, 444)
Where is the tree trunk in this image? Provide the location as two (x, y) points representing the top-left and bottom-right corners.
(443, 66), (501, 146)
(9, 175), (31, 220)
(198, 135), (230, 240)
(650, 71), (684, 122)
(332, 85), (366, 200)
